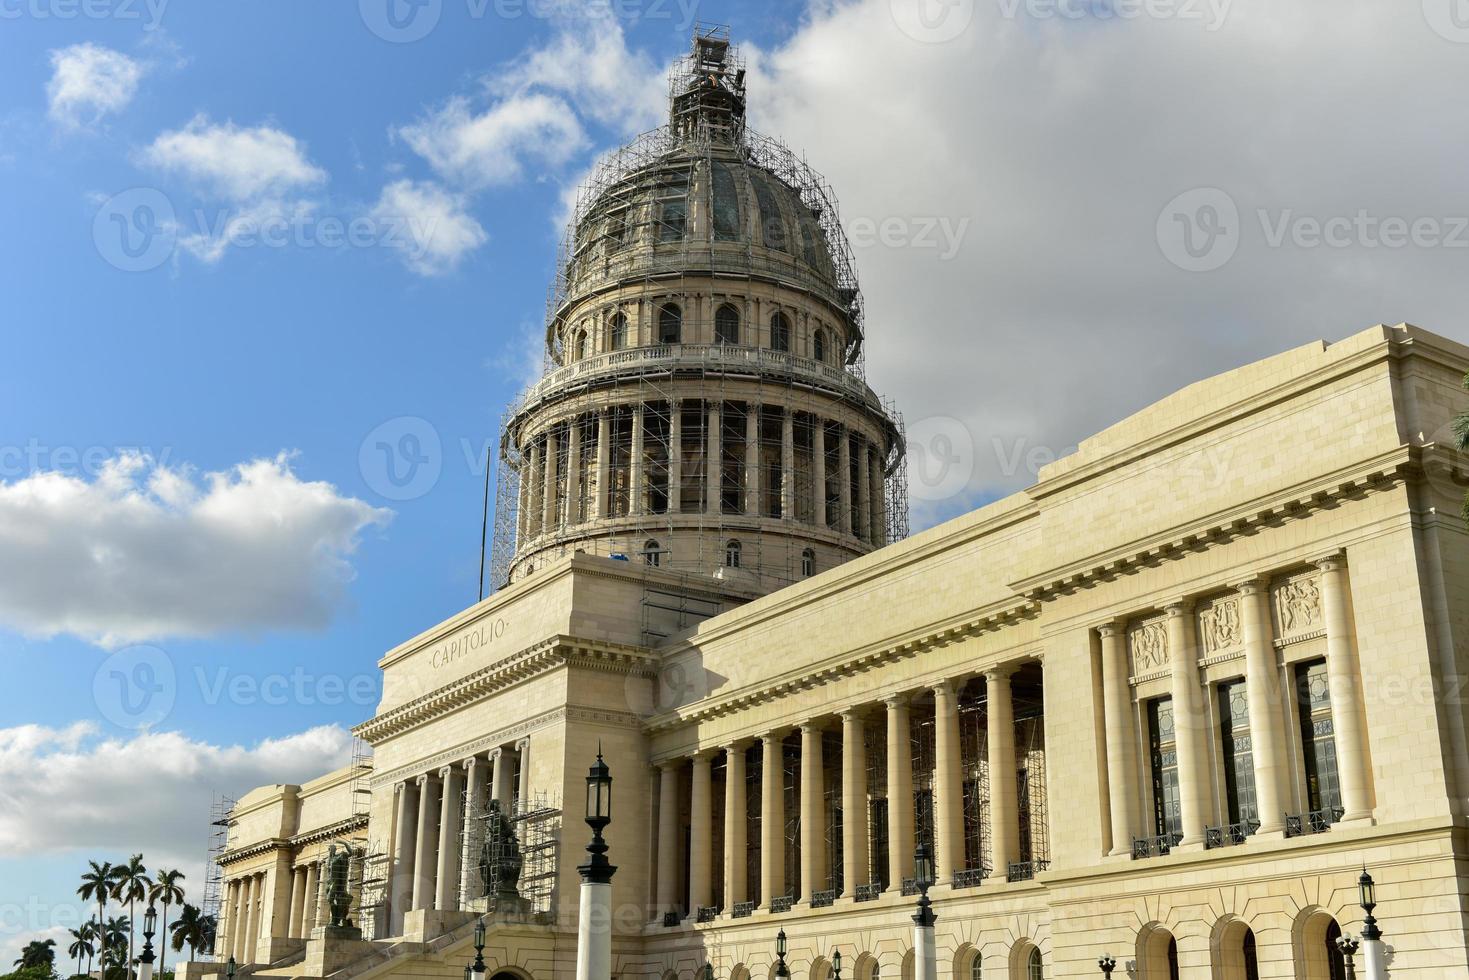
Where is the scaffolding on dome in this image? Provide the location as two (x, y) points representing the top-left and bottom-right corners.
(483, 25), (910, 607)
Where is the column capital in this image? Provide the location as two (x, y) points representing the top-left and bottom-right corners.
(515, 737), (531, 752)
(838, 706), (867, 724)
(463, 755), (481, 770)
(692, 748), (719, 763)
(1164, 598), (1194, 617)
(1232, 575), (1270, 595)
(762, 726), (792, 743)
(1313, 550), (1347, 573)
(720, 739), (751, 754)
(655, 758), (683, 772)
(798, 719), (826, 735)
(394, 781), (405, 795)
(415, 772), (431, 787)
(930, 678), (957, 698)
(882, 691), (914, 709)
(1096, 619), (1125, 638)
(438, 765), (457, 780)
(488, 746), (504, 762)
(983, 664), (1015, 684)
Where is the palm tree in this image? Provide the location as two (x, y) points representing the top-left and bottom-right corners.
(148, 869), (185, 976)
(199, 914), (217, 961)
(14, 938), (56, 969)
(77, 861), (118, 976)
(68, 926), (94, 978)
(101, 918), (128, 979)
(167, 905), (206, 964)
(112, 855), (149, 980)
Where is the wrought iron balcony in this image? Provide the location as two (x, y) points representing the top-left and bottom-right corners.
(770, 894), (794, 914)
(661, 911), (681, 928)
(900, 878), (919, 897)
(695, 905), (718, 923)
(810, 889), (837, 909)
(1285, 806), (1344, 839)
(854, 882), (882, 903)
(1204, 819), (1260, 850)
(731, 902), (756, 919)
(951, 867), (987, 889)
(1131, 832), (1184, 860)
(1006, 860), (1049, 882)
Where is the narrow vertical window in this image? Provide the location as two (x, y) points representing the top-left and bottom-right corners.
(769, 312), (791, 352)
(1296, 659), (1342, 815)
(715, 304), (740, 345)
(1027, 948), (1043, 980)
(658, 199), (686, 242)
(643, 539), (661, 567)
(1147, 698), (1181, 841)
(725, 539), (741, 568)
(1218, 680), (1258, 832)
(609, 312), (627, 351)
(813, 328), (827, 363)
(754, 176), (788, 251)
(659, 304), (682, 345)
(711, 161), (741, 242)
(801, 548), (815, 577)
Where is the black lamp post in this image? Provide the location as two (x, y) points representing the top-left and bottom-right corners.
(774, 929), (790, 979)
(579, 748), (617, 885)
(1336, 932), (1360, 980)
(832, 949), (842, 979)
(1358, 868), (1381, 942)
(702, 963), (714, 980)
(225, 956), (236, 980)
(472, 916), (486, 977)
(912, 843), (936, 929)
(1098, 954), (1117, 977)
(138, 905), (158, 980)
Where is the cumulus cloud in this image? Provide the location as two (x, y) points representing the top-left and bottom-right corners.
(47, 44), (145, 130)
(0, 453), (390, 647)
(721, 0), (1469, 526)
(141, 115), (326, 200)
(368, 179), (489, 276)
(397, 92), (587, 191)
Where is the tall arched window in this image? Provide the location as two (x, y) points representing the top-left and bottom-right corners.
(725, 539), (741, 568)
(659, 304), (682, 344)
(609, 312), (627, 351)
(1325, 921), (1346, 980)
(1027, 948), (1043, 980)
(659, 199), (686, 242)
(770, 312), (791, 352)
(711, 161), (741, 242)
(575, 329), (588, 360)
(715, 304), (740, 345)
(754, 176), (787, 251)
(643, 539), (661, 567)
(801, 549), (815, 577)
(813, 328), (827, 363)
(971, 956), (982, 980)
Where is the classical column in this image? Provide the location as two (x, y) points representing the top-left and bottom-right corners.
(460, 755), (488, 906)
(1238, 580), (1290, 835)
(1317, 554), (1373, 822)
(744, 403), (761, 515)
(313, 858), (329, 931)
(812, 419), (827, 527)
(1166, 600), (1212, 845)
(302, 861), (319, 934)
(565, 417), (582, 526)
(760, 732), (786, 906)
(391, 780), (419, 933)
(781, 409), (795, 519)
(1099, 622), (1140, 855)
(411, 773), (440, 911)
(287, 865), (306, 938)
(870, 448), (886, 547)
(592, 411), (610, 520)
(885, 696), (915, 889)
(524, 438), (543, 539)
(706, 400), (722, 515)
(630, 403), (646, 516)
(491, 747), (515, 811)
(540, 427), (559, 532)
(241, 874), (260, 962)
(221, 879), (240, 959)
(799, 723), (825, 901)
(987, 669), (1019, 877)
(840, 710), (869, 897)
(516, 451), (531, 542)
(856, 438), (872, 543)
(722, 743), (748, 910)
(932, 681), (965, 882)
(656, 762), (680, 918)
(515, 738), (533, 805)
(837, 428), (853, 535)
(689, 752), (714, 915)
(669, 399), (683, 513)
(436, 765), (465, 911)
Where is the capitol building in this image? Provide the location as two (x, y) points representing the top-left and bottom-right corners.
(183, 28), (1469, 980)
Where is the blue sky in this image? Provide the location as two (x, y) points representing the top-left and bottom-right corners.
(6, 0), (1469, 965)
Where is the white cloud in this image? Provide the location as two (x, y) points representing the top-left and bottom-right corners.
(141, 115), (326, 200)
(47, 44), (145, 131)
(369, 179), (488, 276)
(0, 453), (390, 647)
(397, 92), (587, 190)
(731, 0), (1469, 526)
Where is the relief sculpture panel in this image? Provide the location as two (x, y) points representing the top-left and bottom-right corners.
(1129, 619), (1169, 675)
(1198, 597), (1242, 655)
(1273, 571), (1323, 641)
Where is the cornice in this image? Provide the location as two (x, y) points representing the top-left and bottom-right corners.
(1008, 446), (1413, 601)
(288, 815), (367, 849)
(354, 635), (657, 743)
(219, 838), (289, 867)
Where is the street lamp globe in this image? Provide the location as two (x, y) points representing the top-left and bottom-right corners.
(586, 747), (613, 829)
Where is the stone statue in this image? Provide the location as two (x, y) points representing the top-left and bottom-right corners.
(478, 800), (524, 907)
(326, 843), (354, 928)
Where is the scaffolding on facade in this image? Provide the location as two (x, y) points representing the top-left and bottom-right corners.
(201, 794), (235, 960)
(348, 738), (387, 941)
(486, 28), (910, 602)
